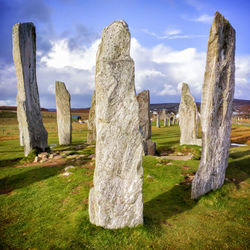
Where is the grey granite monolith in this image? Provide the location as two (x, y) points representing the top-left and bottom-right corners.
(13, 22), (48, 156)
(191, 12), (235, 199)
(89, 20), (144, 229)
(179, 83), (201, 146)
(156, 113), (160, 128)
(55, 81), (72, 145)
(87, 90), (96, 144)
(137, 90), (156, 155)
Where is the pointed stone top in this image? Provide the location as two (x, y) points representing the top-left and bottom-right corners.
(97, 20), (131, 61)
(13, 22), (35, 31)
(211, 11), (235, 33)
(55, 81), (70, 96)
(182, 82), (189, 92)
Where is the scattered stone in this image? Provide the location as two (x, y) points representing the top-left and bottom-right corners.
(89, 20), (144, 229)
(53, 155), (63, 160)
(62, 172), (71, 176)
(75, 145), (83, 149)
(55, 81), (72, 145)
(87, 91), (96, 144)
(66, 155), (79, 159)
(146, 175), (154, 179)
(191, 12), (236, 199)
(13, 22), (48, 156)
(34, 156), (39, 163)
(64, 166), (75, 171)
(88, 154), (96, 159)
(178, 83), (201, 146)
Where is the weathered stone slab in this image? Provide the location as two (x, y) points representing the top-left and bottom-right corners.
(137, 90), (155, 155)
(89, 20), (144, 229)
(87, 90), (96, 144)
(179, 83), (201, 146)
(55, 81), (72, 145)
(13, 22), (48, 156)
(191, 12), (235, 199)
(156, 113), (160, 128)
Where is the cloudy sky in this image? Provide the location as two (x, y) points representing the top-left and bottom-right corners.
(0, 0), (250, 108)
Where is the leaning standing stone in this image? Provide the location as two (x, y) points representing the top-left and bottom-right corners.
(137, 90), (156, 155)
(89, 20), (144, 229)
(13, 22), (48, 156)
(191, 12), (235, 199)
(55, 81), (72, 145)
(87, 90), (96, 144)
(179, 83), (201, 146)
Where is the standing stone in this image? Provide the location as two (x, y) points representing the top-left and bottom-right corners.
(137, 90), (156, 155)
(191, 12), (235, 199)
(13, 22), (48, 156)
(55, 81), (72, 145)
(178, 83), (201, 146)
(156, 113), (161, 128)
(87, 90), (96, 144)
(161, 109), (167, 127)
(89, 20), (144, 229)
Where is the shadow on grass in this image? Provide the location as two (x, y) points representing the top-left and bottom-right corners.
(0, 165), (66, 194)
(144, 182), (196, 227)
(0, 158), (23, 168)
(229, 150), (250, 159)
(226, 155), (250, 189)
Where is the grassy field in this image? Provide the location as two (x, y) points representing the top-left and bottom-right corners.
(0, 111), (249, 249)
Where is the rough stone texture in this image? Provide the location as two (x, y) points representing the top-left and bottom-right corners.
(17, 111), (24, 146)
(13, 22), (48, 156)
(156, 113), (161, 128)
(89, 20), (144, 229)
(55, 81), (72, 145)
(87, 90), (96, 144)
(147, 139), (156, 156)
(179, 83), (201, 146)
(191, 12), (235, 199)
(137, 90), (155, 155)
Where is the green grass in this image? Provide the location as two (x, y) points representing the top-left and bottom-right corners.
(0, 120), (249, 249)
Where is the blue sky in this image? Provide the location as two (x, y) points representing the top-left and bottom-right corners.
(0, 0), (250, 108)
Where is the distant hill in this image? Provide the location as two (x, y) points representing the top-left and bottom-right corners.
(0, 106), (49, 111)
(1, 99), (250, 113)
(149, 99), (250, 113)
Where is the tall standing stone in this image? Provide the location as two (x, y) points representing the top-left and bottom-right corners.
(137, 90), (156, 155)
(87, 90), (96, 144)
(156, 113), (161, 128)
(55, 81), (72, 145)
(191, 12), (235, 199)
(89, 20), (144, 229)
(13, 22), (48, 156)
(179, 83), (201, 146)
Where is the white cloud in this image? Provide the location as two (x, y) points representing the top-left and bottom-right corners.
(1, 37), (250, 108)
(191, 14), (214, 24)
(142, 28), (206, 40)
(164, 29), (182, 36)
(131, 38), (206, 100)
(40, 38), (100, 70)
